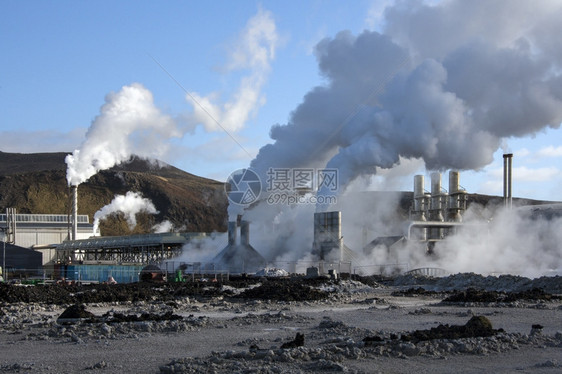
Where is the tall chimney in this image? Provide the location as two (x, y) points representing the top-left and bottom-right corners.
(227, 221), (237, 246)
(72, 185), (78, 241)
(430, 173), (444, 222)
(447, 171), (465, 222)
(503, 153), (513, 209)
(413, 175), (427, 221)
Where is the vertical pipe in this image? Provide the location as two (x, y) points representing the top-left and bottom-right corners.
(507, 154), (513, 209)
(503, 154), (508, 207)
(412, 175), (427, 239)
(429, 173), (444, 240)
(503, 154), (513, 209)
(227, 221), (237, 246)
(448, 171), (463, 222)
(449, 171), (460, 195)
(72, 186), (78, 241)
(240, 221), (250, 246)
(430, 173), (444, 222)
(414, 175), (425, 198)
(413, 175), (425, 219)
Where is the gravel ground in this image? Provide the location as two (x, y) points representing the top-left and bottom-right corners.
(0, 276), (561, 373)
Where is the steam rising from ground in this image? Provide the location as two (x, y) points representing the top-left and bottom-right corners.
(353, 204), (562, 278)
(432, 207), (562, 278)
(93, 192), (159, 234)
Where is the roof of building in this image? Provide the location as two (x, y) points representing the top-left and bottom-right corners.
(56, 232), (206, 251)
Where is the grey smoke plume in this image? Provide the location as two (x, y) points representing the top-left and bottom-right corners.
(65, 83), (179, 186)
(93, 191), (159, 234)
(250, 0), (562, 194)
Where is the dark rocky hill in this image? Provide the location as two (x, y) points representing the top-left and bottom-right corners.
(0, 151), (556, 237)
(0, 151), (228, 235)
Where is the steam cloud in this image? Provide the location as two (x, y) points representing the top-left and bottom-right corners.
(65, 83), (180, 186)
(238, 0), (562, 276)
(250, 0), (562, 192)
(92, 191), (159, 234)
(65, 8), (278, 187)
(359, 205), (562, 279)
(185, 7), (278, 133)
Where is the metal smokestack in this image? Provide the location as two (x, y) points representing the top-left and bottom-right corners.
(503, 153), (513, 209)
(447, 171), (465, 222)
(72, 185), (78, 241)
(411, 175), (427, 240)
(430, 173), (444, 222)
(240, 221), (250, 246)
(413, 175), (427, 221)
(227, 221), (237, 246)
(429, 173), (444, 240)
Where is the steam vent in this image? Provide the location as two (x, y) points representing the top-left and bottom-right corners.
(212, 220), (266, 273)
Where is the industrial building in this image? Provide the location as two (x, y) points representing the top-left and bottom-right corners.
(0, 212), (97, 248)
(56, 232), (205, 264)
(0, 211), (98, 267)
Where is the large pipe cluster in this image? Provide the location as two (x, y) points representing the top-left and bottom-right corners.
(411, 171), (467, 223)
(410, 171), (467, 241)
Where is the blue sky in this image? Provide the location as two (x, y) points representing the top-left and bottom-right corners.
(1, 0), (562, 202)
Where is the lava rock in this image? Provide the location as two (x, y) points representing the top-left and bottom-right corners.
(281, 333), (305, 349)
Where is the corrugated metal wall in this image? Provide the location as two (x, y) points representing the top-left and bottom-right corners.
(62, 264), (143, 283)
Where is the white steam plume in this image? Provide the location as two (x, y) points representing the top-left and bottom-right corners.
(152, 220), (173, 234)
(93, 191), (159, 234)
(65, 83), (180, 186)
(360, 205), (562, 278)
(250, 0), (562, 194)
(233, 0), (562, 270)
(186, 7), (279, 133)
(66, 9), (278, 187)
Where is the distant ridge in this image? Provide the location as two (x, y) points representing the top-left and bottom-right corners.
(0, 151), (67, 175)
(0, 151), (228, 235)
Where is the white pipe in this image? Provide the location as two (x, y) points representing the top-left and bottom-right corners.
(72, 186), (78, 241)
(449, 171), (460, 194)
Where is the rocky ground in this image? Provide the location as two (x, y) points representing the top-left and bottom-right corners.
(0, 274), (561, 373)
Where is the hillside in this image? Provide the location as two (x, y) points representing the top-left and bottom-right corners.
(1, 151), (556, 237)
(0, 151), (228, 235)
